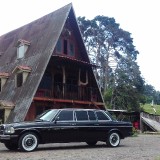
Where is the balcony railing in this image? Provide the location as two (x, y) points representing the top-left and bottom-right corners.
(35, 83), (100, 102)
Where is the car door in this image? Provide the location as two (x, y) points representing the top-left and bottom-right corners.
(49, 110), (77, 142)
(75, 110), (98, 142)
(95, 111), (113, 141)
(87, 110), (100, 141)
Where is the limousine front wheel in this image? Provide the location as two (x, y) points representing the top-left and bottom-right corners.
(107, 132), (120, 147)
(18, 132), (39, 152)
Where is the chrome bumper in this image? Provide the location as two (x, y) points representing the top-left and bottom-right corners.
(0, 134), (18, 140)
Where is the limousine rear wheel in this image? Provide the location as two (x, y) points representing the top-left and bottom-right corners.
(18, 132), (39, 152)
(107, 132), (120, 147)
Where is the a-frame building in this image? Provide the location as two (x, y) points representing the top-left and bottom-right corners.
(0, 3), (105, 123)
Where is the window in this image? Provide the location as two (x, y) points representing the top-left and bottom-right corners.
(96, 111), (110, 121)
(16, 72), (23, 87)
(55, 38), (75, 57)
(17, 45), (28, 59)
(16, 39), (30, 59)
(13, 66), (31, 88)
(69, 42), (75, 56)
(75, 111), (88, 121)
(88, 111), (96, 121)
(57, 110), (73, 121)
(56, 39), (62, 53)
(63, 39), (68, 55)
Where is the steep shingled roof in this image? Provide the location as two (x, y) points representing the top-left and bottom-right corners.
(0, 4), (73, 122)
(0, 3), (104, 122)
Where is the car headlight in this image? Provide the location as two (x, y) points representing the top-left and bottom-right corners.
(4, 126), (15, 134)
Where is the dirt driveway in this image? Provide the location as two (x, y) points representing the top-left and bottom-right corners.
(0, 134), (160, 160)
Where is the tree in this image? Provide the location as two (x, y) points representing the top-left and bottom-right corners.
(143, 84), (160, 105)
(78, 16), (144, 111)
(107, 56), (145, 111)
(78, 16), (139, 92)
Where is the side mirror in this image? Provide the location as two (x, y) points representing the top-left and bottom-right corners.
(55, 116), (59, 123)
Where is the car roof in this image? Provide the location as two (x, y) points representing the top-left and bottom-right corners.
(52, 108), (104, 111)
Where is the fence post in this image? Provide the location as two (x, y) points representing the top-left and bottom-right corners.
(140, 112), (143, 133)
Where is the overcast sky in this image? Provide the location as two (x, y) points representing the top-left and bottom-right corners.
(0, 0), (160, 90)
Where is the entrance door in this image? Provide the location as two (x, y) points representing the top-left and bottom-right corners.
(54, 73), (63, 98)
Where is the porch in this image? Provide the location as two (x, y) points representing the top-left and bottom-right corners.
(33, 55), (104, 109)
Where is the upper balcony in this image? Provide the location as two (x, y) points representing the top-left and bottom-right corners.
(34, 83), (103, 105)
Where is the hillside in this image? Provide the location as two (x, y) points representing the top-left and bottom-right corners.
(141, 104), (160, 115)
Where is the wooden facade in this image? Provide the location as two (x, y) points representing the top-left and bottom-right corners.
(25, 17), (104, 120)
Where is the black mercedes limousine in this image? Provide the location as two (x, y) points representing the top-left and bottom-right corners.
(0, 109), (133, 152)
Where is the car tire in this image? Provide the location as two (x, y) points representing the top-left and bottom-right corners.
(18, 132), (39, 152)
(4, 142), (18, 150)
(86, 141), (97, 146)
(107, 132), (120, 147)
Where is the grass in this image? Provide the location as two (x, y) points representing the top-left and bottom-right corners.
(155, 156), (160, 160)
(141, 104), (160, 115)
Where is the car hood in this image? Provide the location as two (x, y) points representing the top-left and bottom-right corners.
(4, 121), (51, 129)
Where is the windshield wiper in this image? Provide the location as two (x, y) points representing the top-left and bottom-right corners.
(35, 119), (44, 122)
(35, 119), (50, 122)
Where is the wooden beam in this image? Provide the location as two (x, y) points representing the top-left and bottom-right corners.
(33, 97), (104, 106)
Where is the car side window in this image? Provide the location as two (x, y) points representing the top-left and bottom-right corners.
(88, 111), (96, 121)
(96, 111), (110, 121)
(57, 110), (73, 121)
(75, 111), (88, 121)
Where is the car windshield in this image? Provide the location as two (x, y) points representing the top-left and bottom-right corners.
(35, 110), (58, 122)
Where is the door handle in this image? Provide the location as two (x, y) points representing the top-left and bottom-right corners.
(94, 123), (99, 126)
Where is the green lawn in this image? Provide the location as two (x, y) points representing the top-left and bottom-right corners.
(141, 104), (160, 115)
